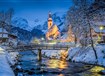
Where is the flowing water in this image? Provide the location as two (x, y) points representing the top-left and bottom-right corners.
(14, 51), (105, 76)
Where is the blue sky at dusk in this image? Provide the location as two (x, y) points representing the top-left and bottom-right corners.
(0, 0), (73, 27)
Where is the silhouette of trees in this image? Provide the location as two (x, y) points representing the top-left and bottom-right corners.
(0, 8), (14, 33)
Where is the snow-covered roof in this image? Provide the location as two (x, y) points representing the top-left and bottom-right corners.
(48, 18), (52, 21)
(0, 28), (8, 33)
(48, 24), (54, 31)
(0, 34), (8, 38)
(48, 24), (59, 32)
(8, 34), (17, 38)
(92, 21), (105, 26)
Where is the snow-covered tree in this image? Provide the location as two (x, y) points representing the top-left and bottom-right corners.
(0, 8), (14, 33)
(66, 0), (102, 60)
(0, 8), (14, 23)
(66, 3), (90, 46)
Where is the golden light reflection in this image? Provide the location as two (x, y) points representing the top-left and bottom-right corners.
(81, 73), (101, 76)
(60, 50), (68, 60)
(57, 74), (64, 76)
(90, 66), (104, 72)
(98, 35), (101, 41)
(47, 59), (68, 69)
(80, 66), (105, 76)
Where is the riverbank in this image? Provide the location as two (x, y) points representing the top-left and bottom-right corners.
(1, 43), (104, 76)
(0, 47), (15, 76)
(33, 44), (105, 67)
(67, 44), (105, 67)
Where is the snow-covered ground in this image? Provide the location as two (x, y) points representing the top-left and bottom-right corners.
(0, 47), (15, 76)
(67, 44), (105, 67)
(34, 50), (67, 59)
(5, 50), (19, 66)
(42, 50), (67, 59)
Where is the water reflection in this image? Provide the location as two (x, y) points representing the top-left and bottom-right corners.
(90, 66), (104, 72)
(16, 51), (105, 76)
(57, 74), (64, 76)
(80, 66), (105, 76)
(47, 59), (68, 69)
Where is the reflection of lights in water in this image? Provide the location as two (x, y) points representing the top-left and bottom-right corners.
(88, 66), (104, 76)
(47, 59), (68, 69)
(81, 72), (101, 76)
(47, 59), (58, 68)
(90, 66), (104, 72)
(58, 74), (64, 76)
(79, 66), (105, 76)
(59, 60), (68, 69)
(60, 50), (68, 60)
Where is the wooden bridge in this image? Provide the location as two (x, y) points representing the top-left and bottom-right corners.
(15, 43), (71, 50)
(7, 43), (73, 61)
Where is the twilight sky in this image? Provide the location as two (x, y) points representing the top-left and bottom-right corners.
(0, 0), (73, 27)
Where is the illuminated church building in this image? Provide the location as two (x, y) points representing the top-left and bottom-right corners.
(46, 12), (60, 40)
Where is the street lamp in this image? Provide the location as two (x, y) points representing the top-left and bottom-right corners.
(41, 37), (44, 40)
(100, 26), (104, 30)
(99, 26), (104, 42)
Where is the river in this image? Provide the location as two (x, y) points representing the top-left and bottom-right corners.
(14, 51), (105, 76)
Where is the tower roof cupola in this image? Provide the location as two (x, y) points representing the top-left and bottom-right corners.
(48, 11), (52, 21)
(48, 11), (52, 18)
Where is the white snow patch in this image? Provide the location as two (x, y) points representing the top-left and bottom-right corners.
(68, 44), (105, 67)
(0, 47), (15, 76)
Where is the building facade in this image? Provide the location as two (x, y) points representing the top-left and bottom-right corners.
(46, 12), (60, 40)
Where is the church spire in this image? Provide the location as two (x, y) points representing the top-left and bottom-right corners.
(48, 11), (52, 18)
(48, 11), (53, 30)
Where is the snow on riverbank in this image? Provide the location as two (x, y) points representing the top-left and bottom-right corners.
(42, 50), (66, 59)
(33, 44), (105, 67)
(6, 51), (19, 66)
(0, 47), (15, 76)
(1, 46), (19, 66)
(33, 49), (68, 59)
(67, 44), (105, 67)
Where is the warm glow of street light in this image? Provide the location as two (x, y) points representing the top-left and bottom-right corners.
(99, 26), (104, 30)
(41, 38), (44, 40)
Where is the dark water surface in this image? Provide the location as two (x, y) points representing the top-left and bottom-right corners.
(15, 51), (105, 76)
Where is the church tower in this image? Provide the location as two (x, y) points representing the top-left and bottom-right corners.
(48, 12), (53, 29)
(46, 11), (60, 40)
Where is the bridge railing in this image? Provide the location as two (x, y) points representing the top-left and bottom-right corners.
(6, 42), (75, 51)
(15, 43), (71, 50)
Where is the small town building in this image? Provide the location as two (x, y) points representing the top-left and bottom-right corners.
(0, 21), (18, 46)
(0, 27), (8, 43)
(91, 21), (105, 43)
(8, 34), (18, 46)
